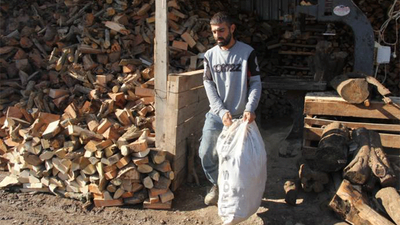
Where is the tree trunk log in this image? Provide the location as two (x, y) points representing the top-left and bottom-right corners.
(330, 74), (370, 104)
(368, 131), (397, 187)
(375, 187), (400, 225)
(315, 122), (349, 172)
(329, 179), (395, 225)
(343, 128), (371, 185)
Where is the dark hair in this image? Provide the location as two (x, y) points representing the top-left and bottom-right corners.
(210, 12), (233, 26)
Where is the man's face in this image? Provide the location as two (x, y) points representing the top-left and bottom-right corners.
(211, 22), (234, 47)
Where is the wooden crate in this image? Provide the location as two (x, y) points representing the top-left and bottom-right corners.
(164, 70), (208, 190)
(302, 92), (400, 161)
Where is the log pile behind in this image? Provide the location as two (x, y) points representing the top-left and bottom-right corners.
(355, 0), (400, 96)
(257, 89), (293, 123)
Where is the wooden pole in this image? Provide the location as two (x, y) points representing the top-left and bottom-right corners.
(155, 0), (168, 149)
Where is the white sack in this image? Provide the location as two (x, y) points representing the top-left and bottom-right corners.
(216, 120), (267, 225)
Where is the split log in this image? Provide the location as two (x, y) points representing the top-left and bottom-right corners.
(314, 122), (349, 172)
(368, 131), (397, 187)
(149, 149), (167, 164)
(329, 179), (394, 225)
(375, 187), (400, 225)
(343, 128), (371, 185)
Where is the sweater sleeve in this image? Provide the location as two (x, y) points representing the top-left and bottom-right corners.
(245, 50), (262, 113)
(203, 57), (229, 119)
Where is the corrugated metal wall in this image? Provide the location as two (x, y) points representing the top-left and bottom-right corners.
(239, 0), (300, 20)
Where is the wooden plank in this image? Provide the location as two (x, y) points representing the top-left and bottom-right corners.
(262, 77), (326, 91)
(167, 128), (202, 161)
(168, 87), (207, 110)
(163, 70), (207, 191)
(303, 127), (400, 149)
(176, 98), (208, 126)
(168, 70), (204, 93)
(155, 0), (168, 149)
(94, 198), (123, 207)
(164, 85), (179, 158)
(304, 92), (400, 120)
(171, 148), (187, 175)
(171, 166), (186, 191)
(164, 74), (207, 156)
(176, 113), (205, 146)
(304, 117), (400, 133)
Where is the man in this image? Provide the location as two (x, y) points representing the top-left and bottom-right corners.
(199, 12), (262, 205)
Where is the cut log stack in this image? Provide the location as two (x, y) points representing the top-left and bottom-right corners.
(0, 72), (180, 208)
(0, 0), (194, 209)
(0, 0), (228, 113)
(0, 102), (177, 208)
(264, 21), (354, 79)
(299, 121), (399, 224)
(257, 88), (292, 124)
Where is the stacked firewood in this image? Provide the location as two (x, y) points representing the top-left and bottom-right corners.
(0, 101), (176, 209)
(0, 58), (178, 209)
(257, 89), (292, 124)
(0, 0), (204, 209)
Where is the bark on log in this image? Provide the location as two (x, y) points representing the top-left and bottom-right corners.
(343, 128), (371, 185)
(330, 74), (370, 104)
(368, 131), (397, 187)
(315, 122), (349, 172)
(329, 179), (395, 225)
(375, 187), (400, 225)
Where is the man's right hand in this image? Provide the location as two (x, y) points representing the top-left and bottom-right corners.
(222, 112), (232, 126)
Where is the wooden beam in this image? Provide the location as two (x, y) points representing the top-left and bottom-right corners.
(303, 126), (400, 149)
(155, 0), (168, 149)
(304, 92), (400, 120)
(304, 117), (400, 133)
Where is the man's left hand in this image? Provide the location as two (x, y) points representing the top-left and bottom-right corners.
(243, 111), (256, 123)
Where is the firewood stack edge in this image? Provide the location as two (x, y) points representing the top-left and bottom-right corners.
(0, 0), (220, 209)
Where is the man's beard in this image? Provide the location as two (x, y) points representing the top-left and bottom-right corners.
(216, 32), (232, 47)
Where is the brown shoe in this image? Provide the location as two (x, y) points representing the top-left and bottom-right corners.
(204, 185), (218, 205)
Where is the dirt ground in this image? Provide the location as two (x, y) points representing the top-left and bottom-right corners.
(0, 117), (349, 225)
